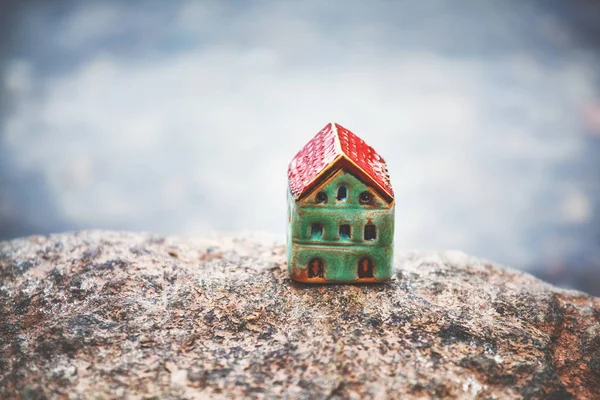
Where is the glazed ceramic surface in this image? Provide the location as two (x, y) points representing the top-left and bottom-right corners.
(287, 123), (394, 283)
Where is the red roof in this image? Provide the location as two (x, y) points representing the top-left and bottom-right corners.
(288, 123), (393, 202)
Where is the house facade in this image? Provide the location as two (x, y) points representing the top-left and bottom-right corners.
(287, 122), (394, 283)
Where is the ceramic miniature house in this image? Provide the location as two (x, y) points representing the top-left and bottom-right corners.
(287, 122), (394, 283)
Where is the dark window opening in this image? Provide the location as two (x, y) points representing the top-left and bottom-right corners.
(311, 223), (323, 238)
(358, 257), (374, 278)
(337, 185), (347, 201)
(364, 224), (376, 240)
(308, 258), (324, 278)
(359, 191), (374, 205)
(315, 191), (328, 204)
(339, 224), (351, 239)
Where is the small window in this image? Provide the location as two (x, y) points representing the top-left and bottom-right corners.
(359, 191), (374, 205)
(339, 224), (351, 239)
(364, 224), (376, 240)
(315, 191), (328, 204)
(311, 223), (323, 238)
(337, 185), (347, 201)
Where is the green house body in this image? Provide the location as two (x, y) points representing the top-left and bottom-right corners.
(287, 123), (395, 283)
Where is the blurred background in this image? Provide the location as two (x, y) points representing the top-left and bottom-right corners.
(1, 1), (599, 295)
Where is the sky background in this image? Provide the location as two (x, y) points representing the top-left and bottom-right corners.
(1, 1), (600, 293)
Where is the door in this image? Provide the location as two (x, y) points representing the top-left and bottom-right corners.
(358, 257), (374, 278)
(308, 258), (324, 278)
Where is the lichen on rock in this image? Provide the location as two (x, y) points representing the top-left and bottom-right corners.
(1, 231), (599, 399)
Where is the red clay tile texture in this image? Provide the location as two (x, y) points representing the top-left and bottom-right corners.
(288, 123), (393, 200)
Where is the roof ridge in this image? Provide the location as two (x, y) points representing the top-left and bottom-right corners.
(331, 122), (342, 155)
(287, 122), (394, 202)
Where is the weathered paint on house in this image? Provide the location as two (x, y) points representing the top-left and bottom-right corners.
(287, 123), (395, 283)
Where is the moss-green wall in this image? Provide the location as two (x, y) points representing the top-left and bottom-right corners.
(292, 244), (393, 281)
(288, 169), (394, 282)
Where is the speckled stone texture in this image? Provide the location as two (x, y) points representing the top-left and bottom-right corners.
(1, 231), (599, 399)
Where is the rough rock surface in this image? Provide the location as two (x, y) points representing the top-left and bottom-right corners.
(1, 231), (599, 399)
